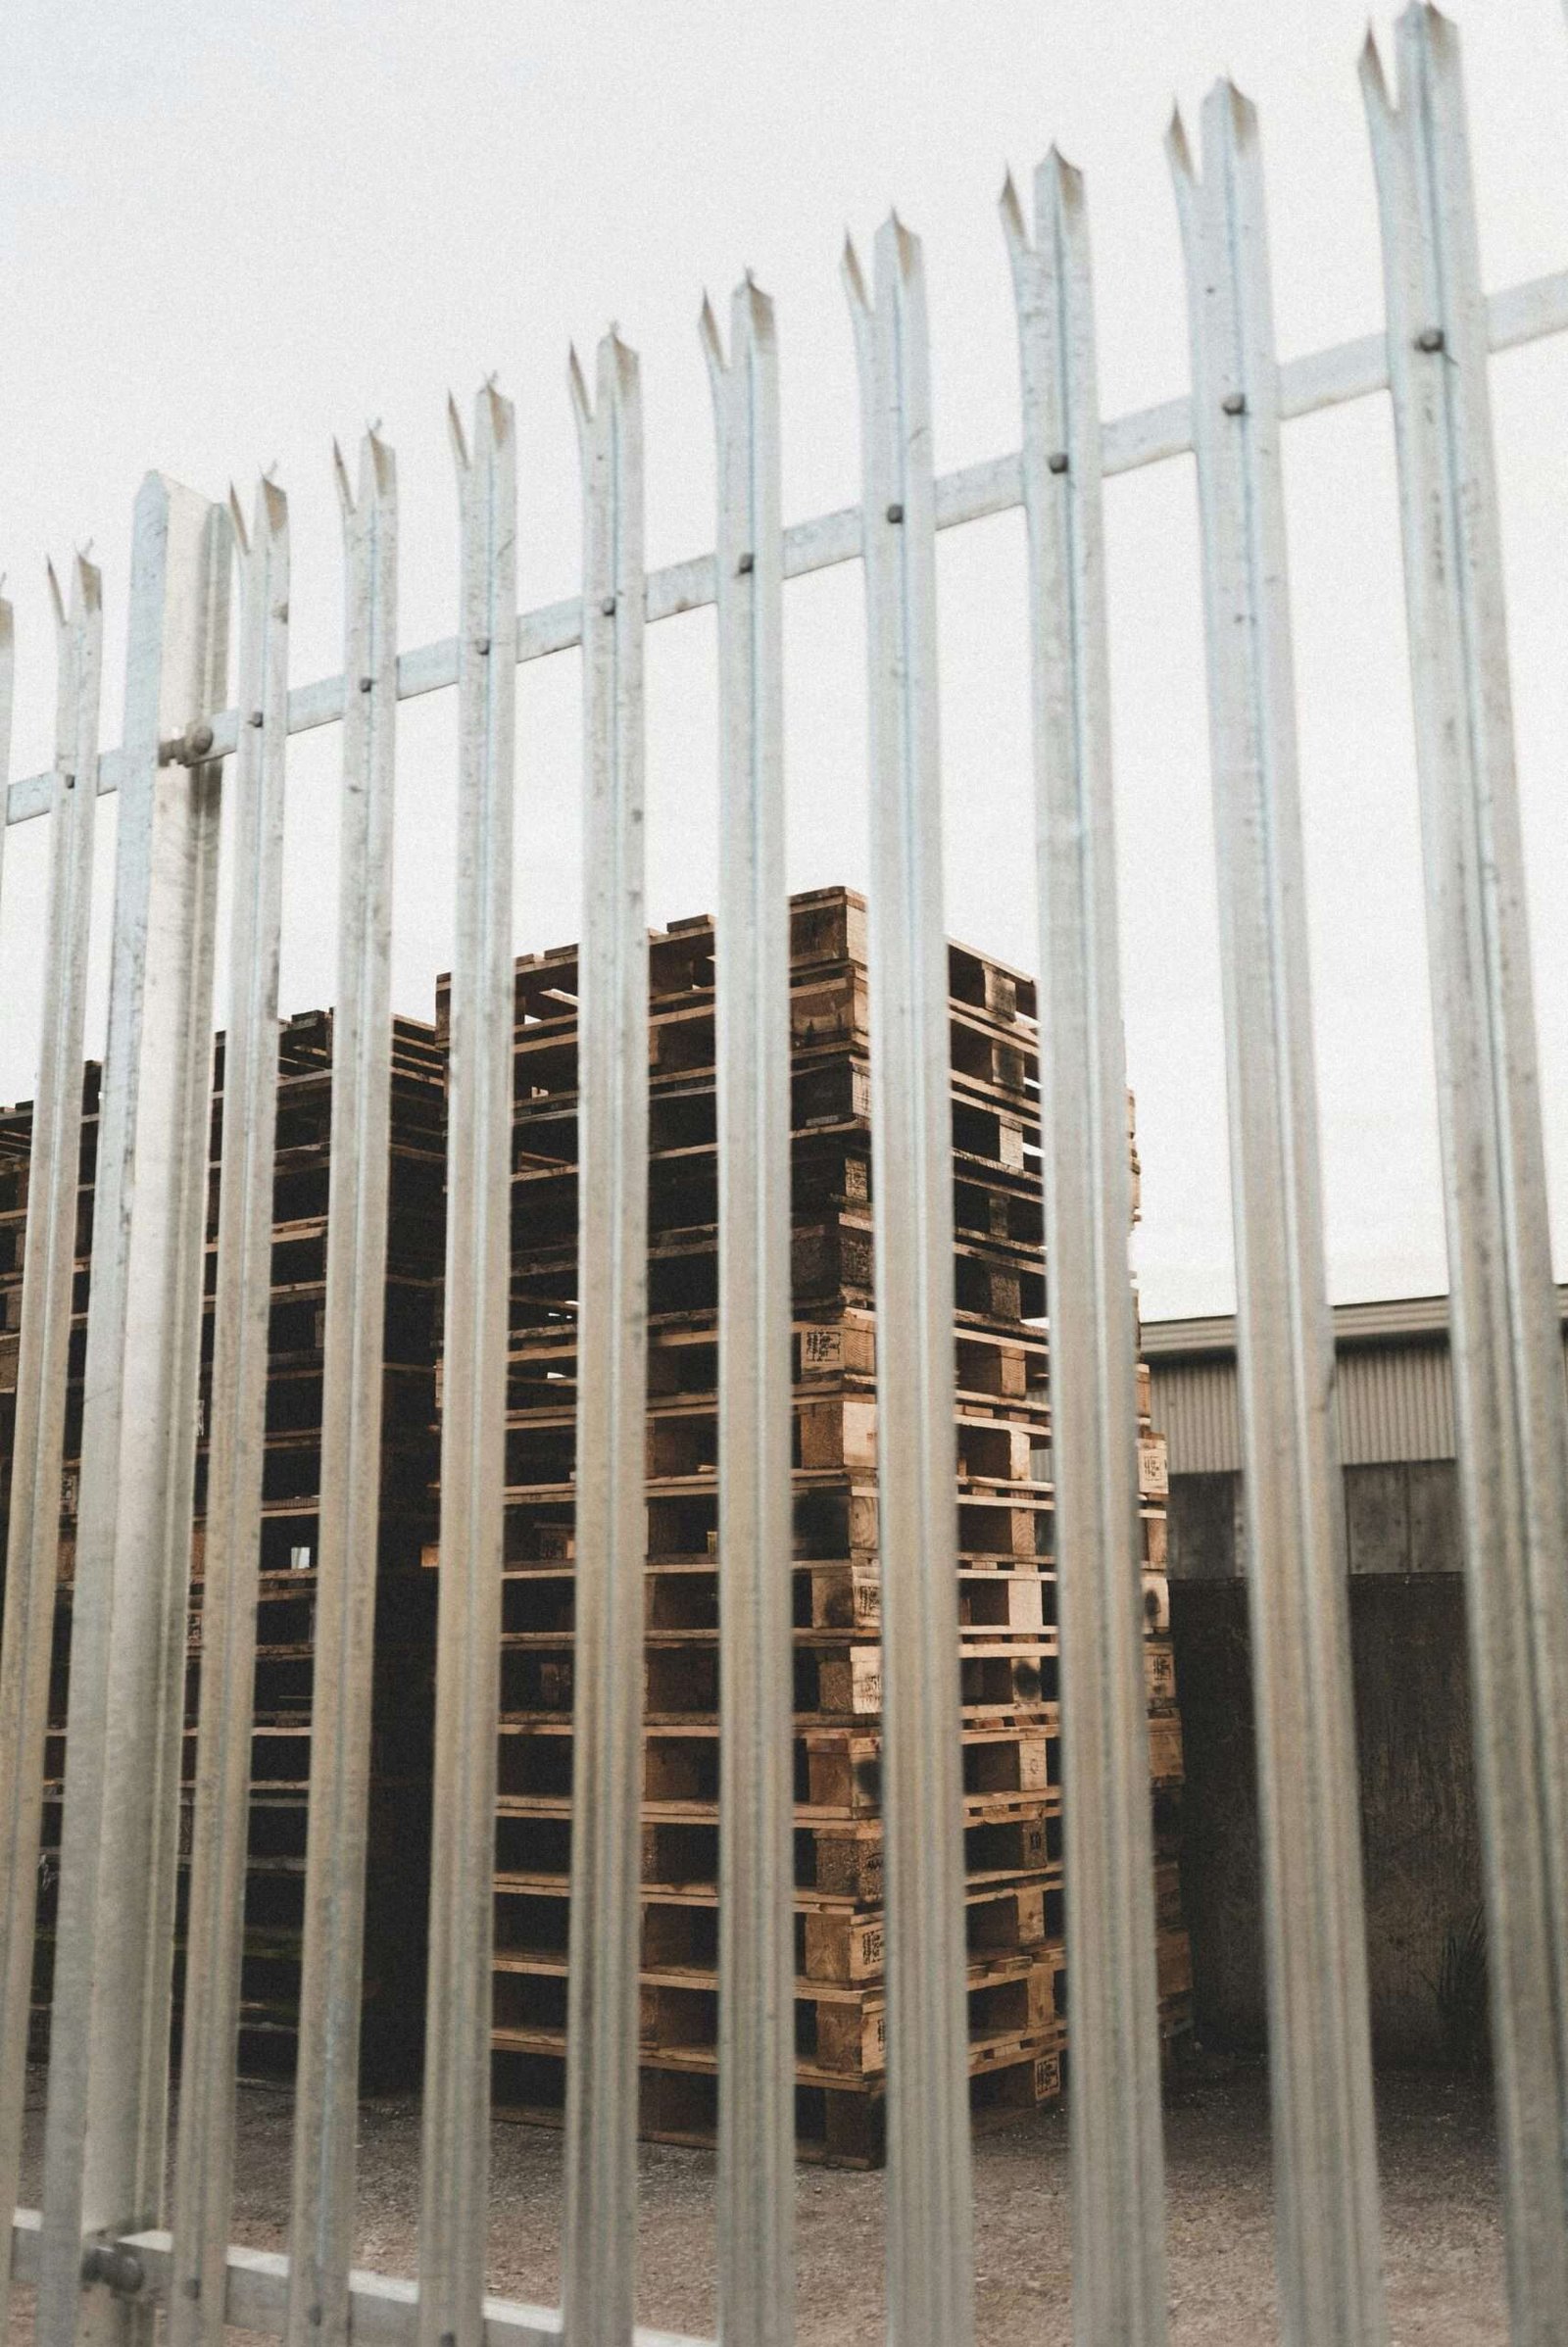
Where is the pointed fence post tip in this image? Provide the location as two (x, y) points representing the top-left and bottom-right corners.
(365, 429), (395, 501)
(69, 556), (101, 622)
(447, 394), (471, 473)
(699, 294), (727, 386)
(841, 235), (869, 317)
(257, 475), (288, 545)
(739, 272), (774, 347)
(601, 327), (640, 412)
(1214, 76), (1258, 151)
(1409, 0), (1456, 47)
(1050, 148), (1087, 224)
(998, 171), (1027, 253)
(1359, 25), (1392, 110)
(475, 378), (512, 453)
(567, 347), (592, 439)
(883, 210), (921, 283)
(1166, 105), (1196, 183)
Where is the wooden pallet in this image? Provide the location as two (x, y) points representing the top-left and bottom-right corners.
(441, 888), (1036, 1039)
(491, 2026), (1065, 2169)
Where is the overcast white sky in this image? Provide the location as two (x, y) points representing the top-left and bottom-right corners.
(4, 0), (1568, 1319)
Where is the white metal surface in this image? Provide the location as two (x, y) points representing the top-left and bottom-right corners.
(1171, 80), (1387, 2346)
(0, 562), (99, 2347)
(287, 431), (401, 2347)
(170, 479), (291, 2347)
(703, 279), (797, 2347)
(845, 217), (973, 2347)
(417, 388), (516, 2347)
(1364, 12), (1568, 2337)
(563, 330), (649, 2347)
(1003, 153), (1167, 2347)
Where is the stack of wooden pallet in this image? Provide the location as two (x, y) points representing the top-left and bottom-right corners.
(0, 1010), (446, 2084)
(0, 1073), (96, 2059)
(435, 883), (1188, 2166)
(0, 1071), (98, 1586)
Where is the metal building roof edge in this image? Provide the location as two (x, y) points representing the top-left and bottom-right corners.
(1142, 1286), (1568, 1360)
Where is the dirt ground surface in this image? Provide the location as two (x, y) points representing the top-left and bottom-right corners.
(16, 2063), (1505, 2343)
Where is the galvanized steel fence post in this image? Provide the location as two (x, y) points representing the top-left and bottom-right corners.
(563, 329), (650, 2347)
(170, 478), (291, 2347)
(844, 216), (974, 2347)
(1363, 9), (1568, 2336)
(1170, 81), (1387, 2347)
(418, 387), (516, 2347)
(287, 430), (401, 2347)
(0, 563), (98, 2347)
(39, 476), (232, 2347)
(703, 277), (798, 2347)
(1002, 152), (1168, 2347)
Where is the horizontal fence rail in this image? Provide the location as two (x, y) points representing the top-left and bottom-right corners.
(8, 270), (1568, 828)
(1, 7), (1566, 2346)
(7, 2218), (710, 2347)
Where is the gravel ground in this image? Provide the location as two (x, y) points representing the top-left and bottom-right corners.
(15, 2063), (1505, 2343)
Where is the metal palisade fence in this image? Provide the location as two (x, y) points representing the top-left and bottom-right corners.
(0, 5), (1565, 2343)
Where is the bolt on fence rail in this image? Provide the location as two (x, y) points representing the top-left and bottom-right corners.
(0, 6), (1565, 2344)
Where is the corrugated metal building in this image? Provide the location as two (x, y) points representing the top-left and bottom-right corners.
(1144, 1290), (1568, 1577)
(1141, 1293), (1568, 2062)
